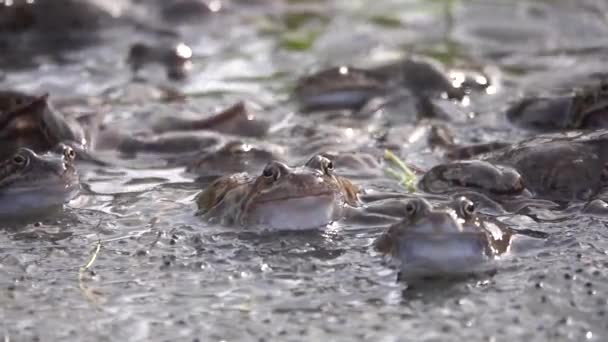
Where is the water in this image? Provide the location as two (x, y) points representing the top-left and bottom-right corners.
(1, 0), (608, 341)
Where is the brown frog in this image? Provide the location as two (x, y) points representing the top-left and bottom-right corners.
(0, 92), (87, 161)
(195, 155), (361, 230)
(185, 140), (285, 180)
(421, 130), (608, 205)
(0, 144), (79, 218)
(374, 197), (516, 279)
(0, 91), (269, 166)
(293, 58), (489, 113)
(506, 81), (608, 131)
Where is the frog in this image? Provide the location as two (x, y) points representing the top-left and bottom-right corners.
(184, 140), (286, 181)
(374, 197), (520, 279)
(506, 81), (608, 131)
(293, 58), (489, 114)
(0, 144), (79, 219)
(195, 155), (361, 230)
(0, 91), (87, 161)
(0, 0), (117, 67)
(127, 41), (193, 81)
(420, 130), (608, 205)
(0, 91), (269, 166)
(294, 65), (389, 112)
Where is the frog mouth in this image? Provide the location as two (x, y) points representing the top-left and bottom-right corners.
(0, 165), (80, 217)
(244, 194), (341, 230)
(5, 161), (79, 192)
(395, 233), (492, 278)
(253, 189), (338, 204)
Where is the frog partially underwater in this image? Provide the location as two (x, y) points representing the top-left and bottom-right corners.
(0, 144), (79, 219)
(507, 80), (608, 131)
(0, 91), (269, 166)
(195, 155), (361, 230)
(294, 58), (490, 113)
(421, 130), (608, 207)
(374, 196), (545, 279)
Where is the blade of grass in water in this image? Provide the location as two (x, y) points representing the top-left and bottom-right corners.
(384, 149), (417, 192)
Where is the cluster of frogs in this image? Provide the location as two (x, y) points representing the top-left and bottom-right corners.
(2, 0), (608, 280)
(5, 60), (608, 280)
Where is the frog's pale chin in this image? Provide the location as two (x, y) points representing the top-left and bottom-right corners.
(244, 195), (340, 230)
(300, 90), (376, 111)
(396, 234), (491, 279)
(0, 183), (80, 217)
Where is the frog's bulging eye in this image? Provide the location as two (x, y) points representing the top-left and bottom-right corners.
(262, 163), (280, 181)
(320, 158), (334, 176)
(405, 201), (418, 217)
(12, 153), (27, 167)
(63, 146), (76, 161)
(262, 166), (273, 178)
(464, 202), (475, 215)
(305, 155), (334, 175)
(459, 198), (476, 217)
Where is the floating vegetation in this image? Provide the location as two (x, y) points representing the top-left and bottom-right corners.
(370, 14), (403, 28)
(384, 149), (417, 192)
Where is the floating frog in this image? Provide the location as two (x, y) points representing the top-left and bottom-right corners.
(374, 197), (540, 279)
(0, 144), (79, 218)
(0, 92), (87, 161)
(421, 130), (608, 204)
(0, 91), (269, 166)
(506, 81), (608, 131)
(195, 155), (361, 230)
(293, 58), (489, 113)
(184, 140), (285, 180)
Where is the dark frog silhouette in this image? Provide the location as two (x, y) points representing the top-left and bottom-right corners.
(421, 130), (608, 210)
(0, 92), (87, 161)
(507, 81), (608, 131)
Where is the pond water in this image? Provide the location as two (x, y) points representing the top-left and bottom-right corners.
(1, 0), (608, 341)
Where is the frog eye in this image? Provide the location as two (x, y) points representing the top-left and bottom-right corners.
(11, 97), (24, 108)
(405, 200), (418, 217)
(459, 198), (476, 216)
(262, 163), (280, 180)
(227, 141), (246, 154)
(12, 153), (28, 167)
(63, 146), (76, 161)
(320, 157), (334, 175)
(306, 155), (334, 175)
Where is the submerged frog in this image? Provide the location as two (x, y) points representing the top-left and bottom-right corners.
(293, 58), (487, 113)
(128, 41), (193, 80)
(0, 92), (87, 161)
(0, 0), (111, 34)
(195, 155), (361, 230)
(421, 130), (608, 204)
(148, 101), (269, 138)
(0, 0), (117, 67)
(419, 160), (527, 197)
(0, 144), (79, 218)
(185, 140), (285, 180)
(0, 91), (269, 166)
(374, 197), (514, 279)
(294, 66), (389, 112)
(506, 81), (608, 131)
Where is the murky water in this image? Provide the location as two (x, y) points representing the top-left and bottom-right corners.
(2, 0), (608, 341)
